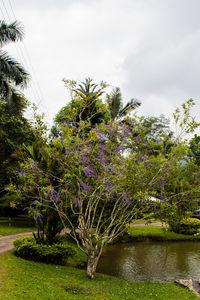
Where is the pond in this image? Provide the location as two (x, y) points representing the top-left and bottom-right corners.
(97, 241), (200, 282)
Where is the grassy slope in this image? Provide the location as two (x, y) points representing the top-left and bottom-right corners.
(0, 251), (198, 300)
(127, 226), (200, 241)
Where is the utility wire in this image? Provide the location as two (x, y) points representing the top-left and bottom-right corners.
(1, 0), (42, 104)
(0, 0), (51, 126)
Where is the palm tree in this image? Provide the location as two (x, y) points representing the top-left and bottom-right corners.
(0, 20), (29, 114)
(107, 87), (141, 120)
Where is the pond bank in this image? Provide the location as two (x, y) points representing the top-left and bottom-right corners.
(120, 225), (200, 243)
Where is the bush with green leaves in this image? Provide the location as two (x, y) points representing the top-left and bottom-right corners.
(13, 236), (76, 265)
(178, 217), (200, 235)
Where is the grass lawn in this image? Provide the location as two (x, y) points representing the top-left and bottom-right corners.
(127, 225), (200, 241)
(0, 216), (35, 236)
(0, 224), (35, 236)
(0, 251), (198, 300)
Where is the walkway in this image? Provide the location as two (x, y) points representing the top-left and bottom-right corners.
(0, 223), (165, 255)
(0, 232), (32, 255)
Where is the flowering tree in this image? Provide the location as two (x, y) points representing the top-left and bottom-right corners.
(10, 118), (187, 277)
(8, 95), (200, 279)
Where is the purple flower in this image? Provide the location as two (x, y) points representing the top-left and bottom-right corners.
(79, 180), (90, 191)
(140, 156), (147, 163)
(116, 146), (126, 153)
(126, 200), (132, 206)
(33, 213), (42, 223)
(73, 196), (81, 207)
(31, 201), (36, 205)
(84, 166), (96, 177)
(161, 177), (165, 184)
(84, 146), (92, 151)
(121, 135), (126, 141)
(99, 144), (106, 150)
(23, 206), (29, 211)
(160, 195), (166, 200)
(162, 167), (168, 172)
(97, 156), (105, 164)
(82, 154), (89, 164)
(109, 128), (115, 139)
(134, 135), (140, 142)
(98, 132), (106, 141)
(11, 204), (17, 209)
(105, 180), (111, 184)
(107, 184), (113, 190)
(17, 171), (27, 176)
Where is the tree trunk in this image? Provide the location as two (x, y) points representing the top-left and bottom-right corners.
(87, 254), (100, 279)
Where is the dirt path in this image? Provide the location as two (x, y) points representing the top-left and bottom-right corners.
(0, 232), (33, 255)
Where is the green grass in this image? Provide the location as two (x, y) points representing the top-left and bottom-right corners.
(0, 224), (35, 236)
(0, 251), (198, 300)
(127, 225), (200, 241)
(0, 216), (35, 236)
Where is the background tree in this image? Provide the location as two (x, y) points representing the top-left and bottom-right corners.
(142, 115), (173, 142)
(0, 20), (29, 114)
(0, 20), (31, 214)
(0, 99), (34, 215)
(190, 134), (200, 166)
(51, 78), (109, 137)
(106, 87), (141, 120)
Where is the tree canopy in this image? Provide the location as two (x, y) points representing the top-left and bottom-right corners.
(0, 20), (29, 115)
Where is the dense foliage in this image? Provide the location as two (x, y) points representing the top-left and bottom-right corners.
(178, 217), (200, 235)
(13, 235), (76, 264)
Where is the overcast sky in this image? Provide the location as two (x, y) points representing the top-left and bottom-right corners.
(1, 0), (200, 130)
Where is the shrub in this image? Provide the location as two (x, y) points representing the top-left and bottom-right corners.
(13, 236), (76, 265)
(178, 217), (200, 235)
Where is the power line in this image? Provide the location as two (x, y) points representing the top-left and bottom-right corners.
(1, 0), (42, 104)
(0, 0), (51, 126)
(8, 0), (45, 102)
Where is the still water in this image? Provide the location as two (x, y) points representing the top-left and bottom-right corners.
(97, 241), (200, 282)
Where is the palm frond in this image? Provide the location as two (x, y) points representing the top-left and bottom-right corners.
(119, 98), (141, 117)
(0, 50), (29, 87)
(0, 20), (24, 47)
(107, 87), (123, 120)
(0, 75), (27, 115)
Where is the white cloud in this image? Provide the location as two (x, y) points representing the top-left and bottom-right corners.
(1, 0), (200, 128)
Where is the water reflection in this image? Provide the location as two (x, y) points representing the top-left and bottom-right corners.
(97, 241), (200, 282)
